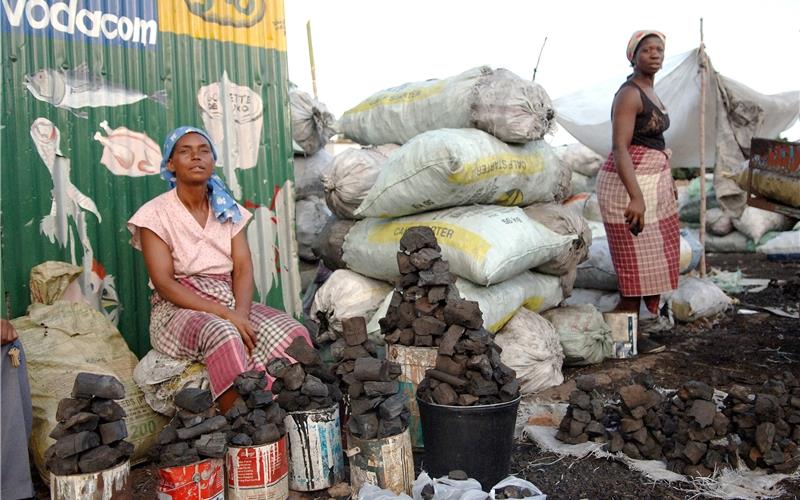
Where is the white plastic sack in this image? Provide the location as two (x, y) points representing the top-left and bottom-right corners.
(706, 207), (734, 236)
(294, 149), (333, 199)
(574, 237), (618, 291)
(296, 196), (332, 261)
(688, 228), (756, 253)
(356, 129), (566, 218)
(732, 205), (790, 243)
(670, 277), (732, 322)
(495, 309), (564, 395)
(311, 269), (393, 338)
(756, 230), (800, 260)
(342, 206), (576, 286)
(563, 192), (602, 222)
(341, 67), (555, 146)
(564, 288), (620, 313)
(489, 477), (546, 500)
(570, 171), (596, 196)
(290, 88), (336, 155)
(542, 304), (613, 366)
(133, 350), (208, 417)
(555, 142), (604, 177)
(679, 228), (702, 274)
(412, 472), (486, 500)
(359, 484), (412, 500)
(457, 272), (563, 332)
(524, 203), (591, 276)
(324, 145), (398, 219)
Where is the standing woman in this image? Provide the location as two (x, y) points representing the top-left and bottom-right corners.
(596, 31), (680, 354)
(128, 126), (311, 411)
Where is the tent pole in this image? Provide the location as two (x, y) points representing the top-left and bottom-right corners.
(698, 18), (707, 278)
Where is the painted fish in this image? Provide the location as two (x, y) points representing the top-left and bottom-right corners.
(24, 63), (166, 117)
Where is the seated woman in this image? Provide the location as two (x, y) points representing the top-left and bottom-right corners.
(128, 126), (311, 411)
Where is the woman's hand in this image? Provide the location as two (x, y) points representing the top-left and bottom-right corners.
(1, 319), (18, 345)
(222, 309), (257, 355)
(625, 196), (646, 233)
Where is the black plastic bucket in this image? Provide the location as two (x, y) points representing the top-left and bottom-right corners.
(417, 396), (521, 490)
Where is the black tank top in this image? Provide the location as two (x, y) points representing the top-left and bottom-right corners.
(614, 81), (670, 151)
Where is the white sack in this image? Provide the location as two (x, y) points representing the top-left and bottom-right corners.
(412, 472), (486, 500)
(555, 143), (604, 177)
(294, 149), (333, 199)
(456, 271), (563, 333)
(563, 192), (603, 222)
(679, 228), (702, 274)
(342, 206), (576, 285)
(670, 277), (732, 322)
(732, 205), (791, 243)
(495, 309), (564, 395)
(296, 196), (332, 261)
(290, 88), (337, 155)
(564, 288), (620, 313)
(542, 304), (613, 366)
(133, 350), (208, 416)
(706, 207), (734, 236)
(311, 269), (393, 337)
(360, 484), (412, 500)
(757, 230), (800, 259)
(489, 477), (546, 500)
(570, 171), (596, 196)
(688, 229), (756, 253)
(574, 237), (618, 291)
(356, 129), (567, 218)
(324, 144), (398, 219)
(523, 203), (592, 276)
(340, 67), (555, 146)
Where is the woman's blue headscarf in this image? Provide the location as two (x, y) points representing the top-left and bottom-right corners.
(160, 126), (242, 224)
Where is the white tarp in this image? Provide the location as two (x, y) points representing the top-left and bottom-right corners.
(554, 49), (799, 214)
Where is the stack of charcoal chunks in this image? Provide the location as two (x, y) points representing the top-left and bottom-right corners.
(46, 373), (133, 475)
(722, 372), (800, 474)
(383, 227), (519, 406)
(333, 316), (409, 439)
(268, 337), (342, 412)
(153, 387), (228, 467)
(557, 375), (800, 477)
(225, 370), (287, 447)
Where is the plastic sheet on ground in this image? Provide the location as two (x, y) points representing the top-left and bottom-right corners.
(407, 472), (546, 500)
(524, 421), (797, 500)
(133, 350), (208, 416)
(670, 277), (732, 322)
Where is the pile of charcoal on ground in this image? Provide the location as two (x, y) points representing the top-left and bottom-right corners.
(556, 374), (800, 476)
(384, 227), (519, 406)
(268, 337), (342, 412)
(153, 387), (228, 467)
(45, 373), (134, 475)
(224, 370), (287, 447)
(333, 316), (409, 439)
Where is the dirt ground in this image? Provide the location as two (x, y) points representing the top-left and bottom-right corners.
(32, 253), (799, 499)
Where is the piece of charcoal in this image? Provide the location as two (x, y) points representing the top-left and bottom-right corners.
(414, 335), (434, 347)
(350, 413), (379, 439)
(438, 325), (465, 357)
(54, 431), (101, 458)
(78, 445), (124, 473)
(354, 358), (390, 382)
(458, 394), (479, 406)
(412, 317), (446, 337)
(436, 355), (466, 377)
(234, 370), (267, 396)
(433, 384), (458, 406)
(195, 432), (227, 458)
(46, 450), (80, 476)
(99, 419), (128, 445)
(247, 389), (274, 409)
(364, 381), (399, 397)
(158, 425), (178, 445)
(266, 358), (291, 378)
(252, 424), (282, 445)
(342, 345), (370, 360)
(426, 369), (467, 387)
(350, 397), (383, 416)
(224, 397), (250, 421)
(113, 440), (135, 458)
(399, 227), (439, 253)
(397, 252), (416, 274)
(247, 409), (268, 427)
(72, 373), (125, 400)
(91, 399), (127, 422)
(281, 364), (306, 391)
(301, 375), (329, 398)
(174, 387), (213, 413)
(285, 337), (321, 366)
(493, 364), (517, 386)
(378, 417), (405, 438)
(341, 317), (369, 346)
(56, 398), (92, 422)
(178, 408), (216, 428)
(275, 390), (300, 411)
(61, 411), (100, 433)
(398, 329), (415, 346)
(409, 247), (441, 271)
(176, 415), (228, 441)
(230, 433), (253, 446)
(443, 300), (483, 329)
(466, 355), (493, 380)
(686, 400), (716, 428)
(417, 270), (454, 287)
(470, 378), (499, 397)
(379, 393), (407, 420)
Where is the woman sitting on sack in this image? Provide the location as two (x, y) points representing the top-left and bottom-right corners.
(128, 126), (311, 411)
(596, 30), (680, 354)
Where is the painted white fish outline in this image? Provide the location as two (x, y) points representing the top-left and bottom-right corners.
(29, 117), (120, 324)
(24, 63), (167, 119)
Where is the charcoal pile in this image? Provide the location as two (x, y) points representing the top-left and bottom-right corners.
(224, 370), (287, 447)
(334, 316), (410, 439)
(268, 337), (342, 412)
(722, 371), (800, 474)
(152, 387), (228, 467)
(384, 227), (519, 406)
(45, 373), (134, 475)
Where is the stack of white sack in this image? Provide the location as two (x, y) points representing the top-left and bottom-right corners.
(304, 68), (579, 340)
(542, 304), (613, 366)
(291, 88), (337, 268)
(687, 206), (797, 254)
(554, 143), (605, 197)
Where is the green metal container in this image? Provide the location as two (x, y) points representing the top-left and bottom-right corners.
(1, 0), (300, 357)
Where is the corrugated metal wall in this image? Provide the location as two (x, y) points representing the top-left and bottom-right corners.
(1, 0), (299, 357)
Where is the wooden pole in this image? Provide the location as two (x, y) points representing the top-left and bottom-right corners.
(698, 18), (707, 277)
(532, 36), (548, 82)
(307, 20), (318, 99)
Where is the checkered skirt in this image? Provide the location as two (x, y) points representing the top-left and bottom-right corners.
(596, 145), (680, 297)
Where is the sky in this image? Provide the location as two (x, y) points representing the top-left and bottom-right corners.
(284, 0), (800, 142)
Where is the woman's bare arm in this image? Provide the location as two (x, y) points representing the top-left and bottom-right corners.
(611, 86), (646, 231)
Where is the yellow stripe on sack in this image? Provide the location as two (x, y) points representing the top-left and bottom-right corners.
(489, 308), (519, 333)
(159, 0), (287, 50)
(523, 296), (545, 312)
(448, 153), (545, 184)
(367, 221), (490, 262)
(344, 81), (446, 115)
